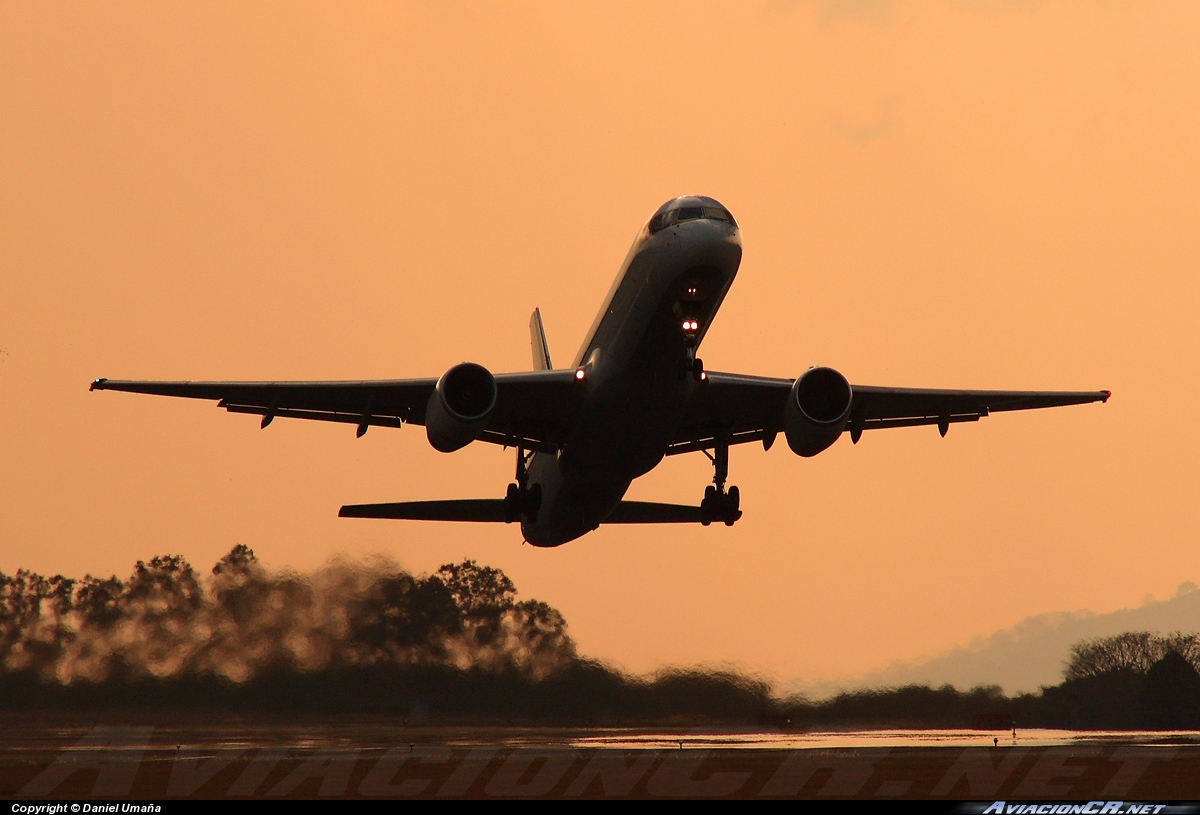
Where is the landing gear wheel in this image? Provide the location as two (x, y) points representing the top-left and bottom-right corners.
(700, 442), (742, 527)
(723, 485), (741, 526)
(503, 483), (521, 524)
(692, 357), (705, 382)
(701, 485), (716, 526)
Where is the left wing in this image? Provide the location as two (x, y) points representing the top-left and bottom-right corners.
(91, 369), (585, 452)
(670, 371), (1109, 454)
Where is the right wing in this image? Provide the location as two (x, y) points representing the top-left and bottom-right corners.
(845, 384), (1111, 436)
(670, 372), (792, 453)
(90, 369), (585, 453)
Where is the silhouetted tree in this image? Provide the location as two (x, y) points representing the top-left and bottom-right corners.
(349, 572), (461, 657)
(437, 560), (516, 614)
(74, 575), (123, 628)
(1066, 632), (1200, 680)
(1140, 650), (1200, 729)
(437, 560), (518, 649)
(124, 555), (204, 616)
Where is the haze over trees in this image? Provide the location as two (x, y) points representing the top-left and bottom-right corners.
(0, 546), (574, 684)
(0, 547), (773, 721)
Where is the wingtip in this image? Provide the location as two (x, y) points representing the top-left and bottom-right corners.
(90, 377), (107, 392)
(1101, 389), (1111, 403)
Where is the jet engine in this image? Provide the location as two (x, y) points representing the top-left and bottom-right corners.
(425, 362), (498, 452)
(783, 366), (852, 457)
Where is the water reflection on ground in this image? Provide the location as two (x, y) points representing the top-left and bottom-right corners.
(570, 728), (1200, 750)
(3, 720), (1198, 752)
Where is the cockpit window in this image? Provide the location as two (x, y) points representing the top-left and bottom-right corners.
(648, 203), (736, 235)
(648, 211), (672, 233)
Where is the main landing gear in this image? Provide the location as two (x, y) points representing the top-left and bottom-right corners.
(700, 442), (741, 527)
(503, 444), (541, 524)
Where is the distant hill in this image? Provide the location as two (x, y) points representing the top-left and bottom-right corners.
(804, 582), (1200, 697)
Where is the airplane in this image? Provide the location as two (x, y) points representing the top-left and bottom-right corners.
(91, 195), (1109, 547)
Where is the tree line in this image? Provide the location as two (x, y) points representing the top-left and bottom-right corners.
(3, 548), (1200, 728)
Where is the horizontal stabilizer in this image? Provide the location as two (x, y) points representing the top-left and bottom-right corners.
(602, 501), (704, 524)
(339, 499), (507, 522)
(339, 498), (707, 524)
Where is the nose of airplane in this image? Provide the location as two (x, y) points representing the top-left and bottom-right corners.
(648, 195), (738, 235)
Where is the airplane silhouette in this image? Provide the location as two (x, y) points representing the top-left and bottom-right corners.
(92, 196), (1108, 546)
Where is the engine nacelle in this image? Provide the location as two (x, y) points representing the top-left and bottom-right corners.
(425, 362), (498, 453)
(784, 367), (852, 457)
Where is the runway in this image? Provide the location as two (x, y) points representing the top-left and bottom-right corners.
(4, 719), (1199, 798)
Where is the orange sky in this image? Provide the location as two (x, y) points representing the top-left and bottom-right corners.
(2, 1), (1198, 688)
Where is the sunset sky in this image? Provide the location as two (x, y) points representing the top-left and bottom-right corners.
(2, 1), (1198, 689)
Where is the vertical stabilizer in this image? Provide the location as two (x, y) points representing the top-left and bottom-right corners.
(530, 308), (552, 370)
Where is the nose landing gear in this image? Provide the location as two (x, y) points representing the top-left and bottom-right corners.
(699, 441), (742, 526)
(503, 445), (542, 524)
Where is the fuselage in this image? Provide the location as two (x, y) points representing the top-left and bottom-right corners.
(521, 196), (742, 546)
